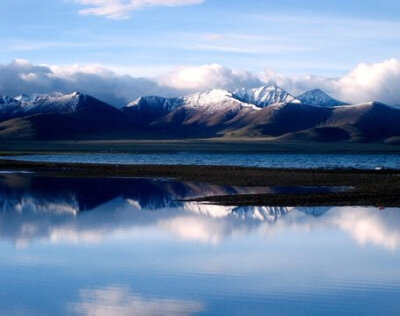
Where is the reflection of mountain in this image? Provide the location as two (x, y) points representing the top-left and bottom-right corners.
(0, 173), (344, 215)
(0, 173), (399, 249)
(0, 173), (276, 213)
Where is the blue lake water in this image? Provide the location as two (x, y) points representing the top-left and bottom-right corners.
(3, 152), (400, 169)
(0, 173), (400, 315)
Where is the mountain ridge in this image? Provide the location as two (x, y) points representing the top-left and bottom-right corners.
(233, 83), (301, 107)
(0, 85), (399, 143)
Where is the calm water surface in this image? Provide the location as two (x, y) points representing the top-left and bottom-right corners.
(3, 152), (400, 169)
(0, 173), (400, 315)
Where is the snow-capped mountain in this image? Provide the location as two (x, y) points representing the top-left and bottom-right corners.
(127, 95), (183, 112)
(0, 91), (132, 123)
(0, 91), (132, 140)
(16, 92), (85, 112)
(124, 88), (260, 132)
(125, 84), (298, 118)
(297, 89), (347, 107)
(126, 89), (258, 112)
(123, 95), (184, 126)
(233, 84), (301, 107)
(123, 85), (296, 133)
(0, 92), (87, 122)
(148, 89), (262, 135)
(180, 89), (259, 112)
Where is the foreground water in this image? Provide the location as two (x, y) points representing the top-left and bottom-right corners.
(1, 173), (400, 315)
(4, 152), (400, 169)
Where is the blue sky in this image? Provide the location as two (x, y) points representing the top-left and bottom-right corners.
(1, 0), (399, 76)
(0, 0), (399, 106)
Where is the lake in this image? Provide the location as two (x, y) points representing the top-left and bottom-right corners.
(0, 173), (400, 315)
(3, 152), (400, 169)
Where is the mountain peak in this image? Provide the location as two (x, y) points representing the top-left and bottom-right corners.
(297, 89), (347, 107)
(182, 89), (243, 110)
(307, 88), (324, 94)
(0, 92), (96, 118)
(233, 84), (300, 108)
(183, 89), (236, 107)
(127, 95), (167, 107)
(187, 89), (233, 100)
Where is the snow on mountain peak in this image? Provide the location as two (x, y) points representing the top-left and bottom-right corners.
(128, 96), (170, 107)
(126, 96), (184, 115)
(182, 89), (259, 112)
(0, 92), (91, 120)
(297, 89), (347, 107)
(184, 89), (233, 104)
(233, 84), (301, 108)
(14, 92), (83, 112)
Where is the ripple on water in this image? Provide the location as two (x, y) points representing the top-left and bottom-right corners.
(2, 152), (400, 169)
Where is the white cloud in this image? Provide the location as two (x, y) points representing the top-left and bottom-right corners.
(338, 58), (400, 105)
(1, 58), (400, 107)
(157, 63), (263, 91)
(75, 0), (205, 19)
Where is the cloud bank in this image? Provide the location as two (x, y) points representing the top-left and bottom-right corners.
(1, 58), (400, 107)
(75, 0), (205, 19)
(0, 59), (178, 107)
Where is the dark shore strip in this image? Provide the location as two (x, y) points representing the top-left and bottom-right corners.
(0, 159), (399, 207)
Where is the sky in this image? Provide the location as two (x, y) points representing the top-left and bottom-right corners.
(0, 0), (400, 106)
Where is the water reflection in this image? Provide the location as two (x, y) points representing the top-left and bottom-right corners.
(72, 286), (204, 316)
(0, 173), (398, 250)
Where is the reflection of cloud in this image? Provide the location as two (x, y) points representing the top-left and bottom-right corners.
(158, 205), (294, 244)
(2, 195), (400, 250)
(328, 207), (400, 250)
(72, 286), (204, 316)
(182, 202), (232, 218)
(159, 216), (231, 244)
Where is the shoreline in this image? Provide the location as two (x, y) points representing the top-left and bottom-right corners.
(0, 140), (399, 156)
(0, 159), (399, 207)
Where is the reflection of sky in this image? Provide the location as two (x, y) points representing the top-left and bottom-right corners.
(0, 174), (400, 315)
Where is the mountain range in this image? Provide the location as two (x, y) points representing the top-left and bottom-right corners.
(0, 84), (399, 143)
